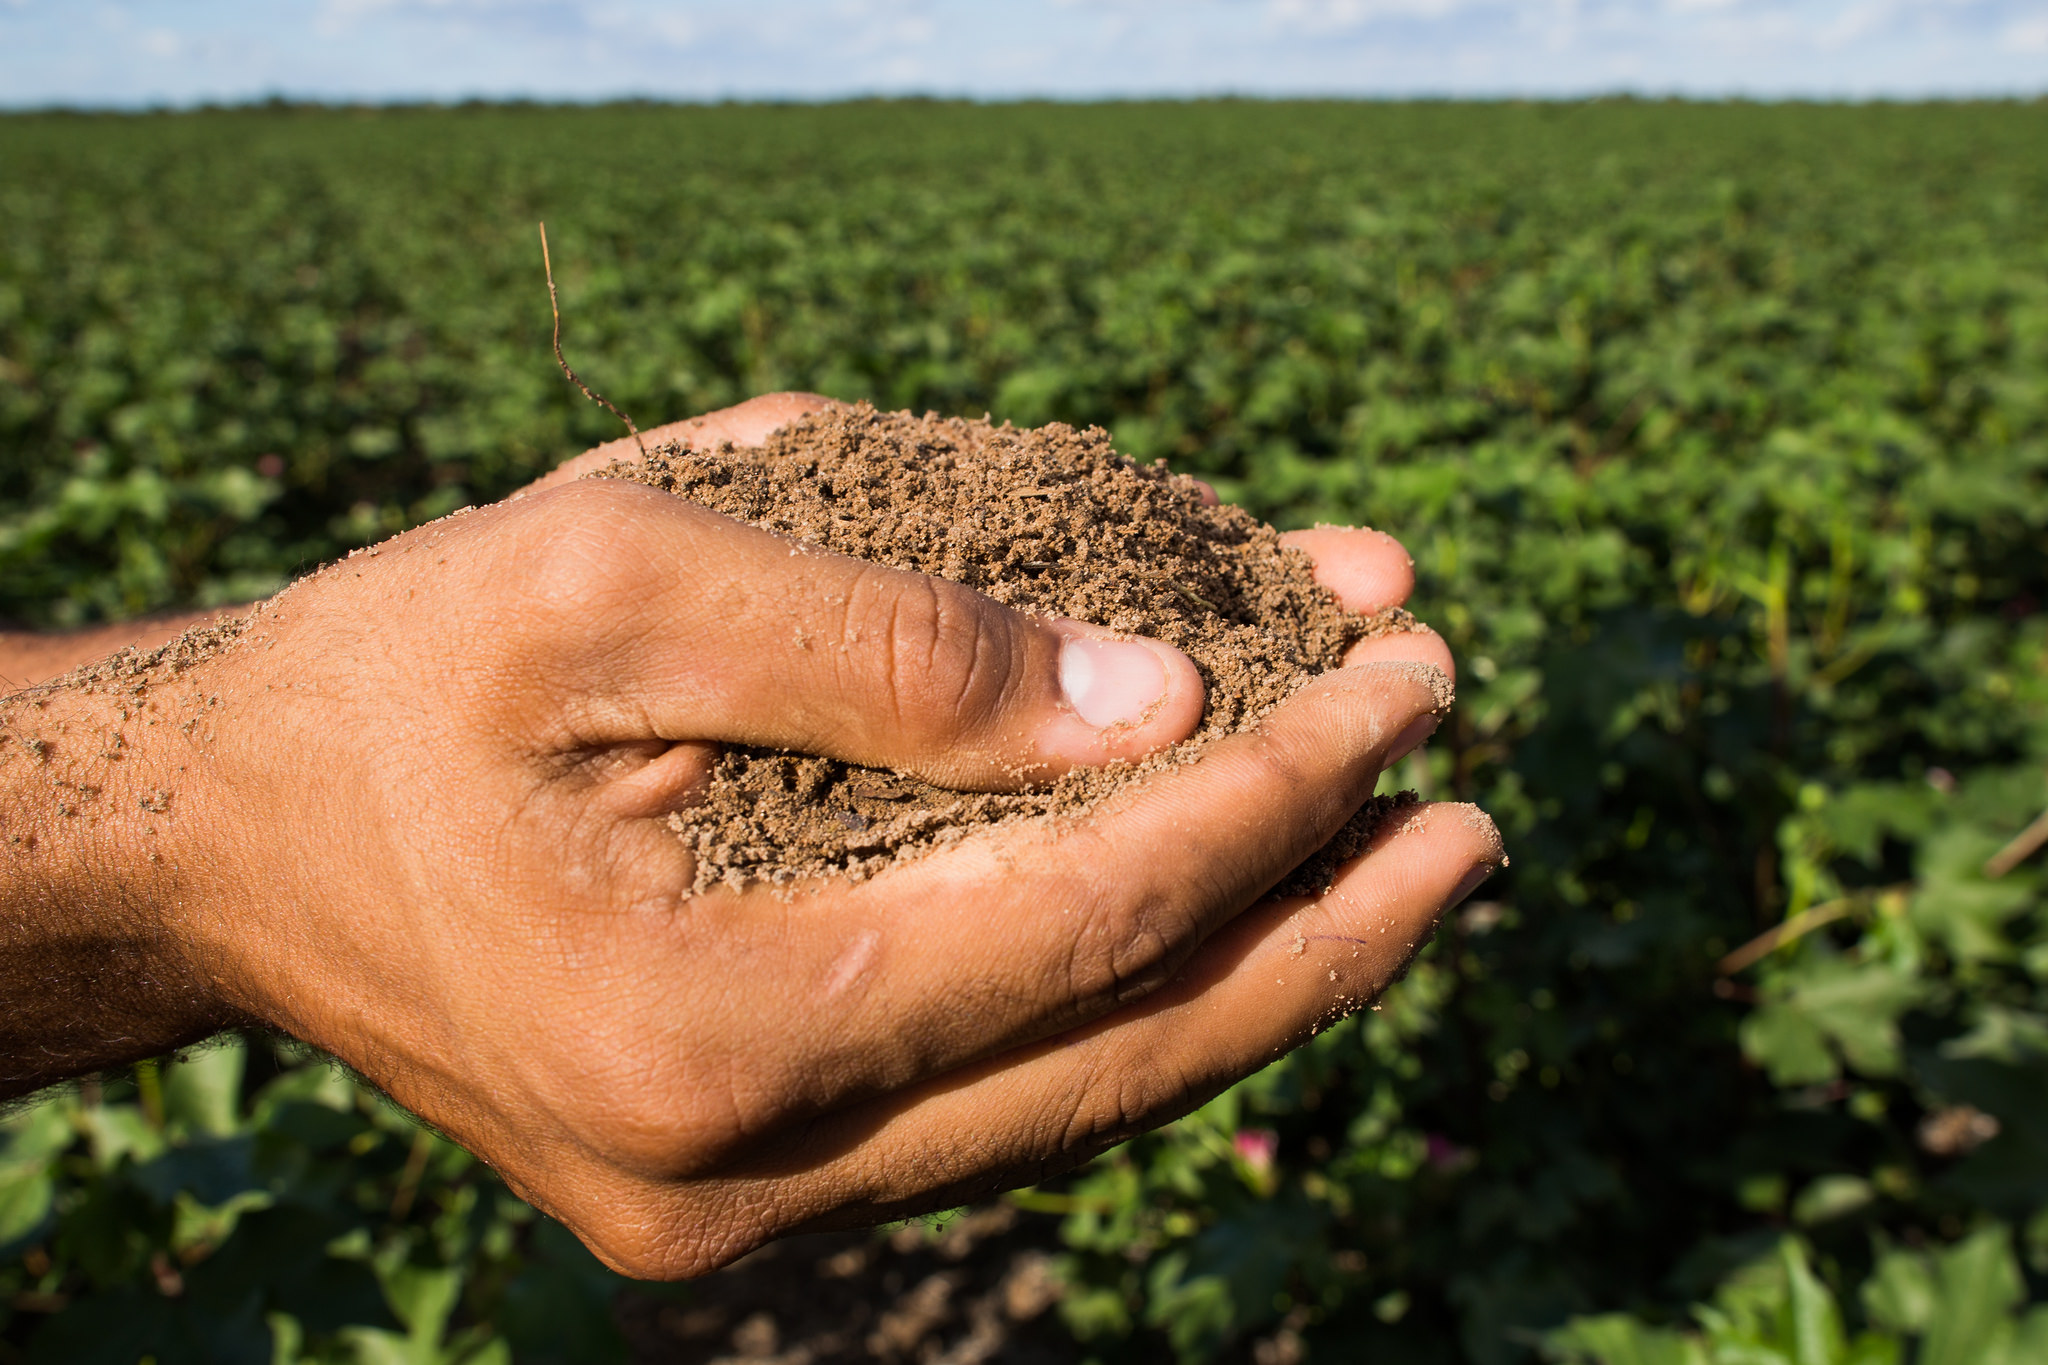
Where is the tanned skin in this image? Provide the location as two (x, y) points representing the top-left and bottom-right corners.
(0, 394), (1497, 1278)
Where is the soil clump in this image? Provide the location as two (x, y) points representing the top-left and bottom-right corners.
(597, 403), (1436, 897)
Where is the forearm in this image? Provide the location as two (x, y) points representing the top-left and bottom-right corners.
(0, 666), (239, 1099)
(0, 609), (236, 691)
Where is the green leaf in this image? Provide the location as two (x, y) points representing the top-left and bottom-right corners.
(132, 1137), (259, 1210)
(1939, 1006), (2048, 1065)
(1544, 1313), (1708, 1365)
(381, 1263), (463, 1342)
(496, 1219), (626, 1365)
(1911, 827), (2035, 963)
(163, 1037), (248, 1138)
(1842, 1335), (1903, 1365)
(1779, 1238), (1848, 1365)
(1745, 957), (1924, 1081)
(1143, 1251), (1236, 1362)
(1920, 1226), (2024, 1365)
(0, 1161), (54, 1250)
(1860, 1246), (1934, 1335)
(81, 1102), (167, 1167)
(1741, 1004), (1837, 1086)
(1990, 1307), (2048, 1365)
(1, 1098), (77, 1164)
(1791, 1176), (1873, 1227)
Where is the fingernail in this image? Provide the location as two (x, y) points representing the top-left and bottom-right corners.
(1443, 863), (1495, 913)
(1384, 714), (1439, 766)
(1060, 636), (1169, 729)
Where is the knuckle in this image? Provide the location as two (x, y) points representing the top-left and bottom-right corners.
(1104, 1061), (1170, 1138)
(1061, 881), (1185, 1009)
(578, 1194), (773, 1280)
(841, 565), (1020, 738)
(1241, 724), (1318, 794)
(579, 1222), (677, 1280)
(1238, 724), (1362, 835)
(558, 1070), (703, 1175)
(502, 482), (668, 621)
(1058, 1053), (1175, 1154)
(540, 1028), (764, 1183)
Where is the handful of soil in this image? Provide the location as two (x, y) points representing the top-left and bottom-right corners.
(597, 403), (1432, 896)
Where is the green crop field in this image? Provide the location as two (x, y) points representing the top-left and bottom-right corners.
(3, 99), (2047, 1364)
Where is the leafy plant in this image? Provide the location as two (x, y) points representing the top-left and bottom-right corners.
(3, 99), (2045, 1361)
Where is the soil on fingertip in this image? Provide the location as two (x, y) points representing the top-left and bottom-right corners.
(595, 403), (1442, 897)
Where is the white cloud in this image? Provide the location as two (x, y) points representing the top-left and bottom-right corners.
(2, 0), (2043, 106)
(585, 3), (696, 47)
(1269, 0), (1484, 29)
(2004, 13), (2048, 47)
(323, 0), (536, 15)
(1257, 0), (2048, 76)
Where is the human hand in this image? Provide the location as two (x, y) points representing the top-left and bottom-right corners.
(0, 395), (1496, 1277)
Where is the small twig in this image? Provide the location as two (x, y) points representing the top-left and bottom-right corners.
(538, 222), (647, 460)
(389, 1127), (435, 1221)
(1719, 899), (1852, 976)
(1985, 807), (2048, 879)
(1148, 573), (1219, 614)
(1716, 882), (1913, 976)
(1004, 1188), (1119, 1216)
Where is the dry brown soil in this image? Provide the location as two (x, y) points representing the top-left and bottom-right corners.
(600, 404), (1432, 895)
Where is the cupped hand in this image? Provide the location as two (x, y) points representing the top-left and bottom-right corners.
(77, 395), (1496, 1277)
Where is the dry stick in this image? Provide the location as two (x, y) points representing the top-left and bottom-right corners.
(1985, 807), (2048, 879)
(388, 1127), (435, 1222)
(1716, 880), (1914, 977)
(538, 222), (648, 461)
(1717, 898), (1856, 977)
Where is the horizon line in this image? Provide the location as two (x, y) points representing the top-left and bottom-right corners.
(6, 89), (2047, 116)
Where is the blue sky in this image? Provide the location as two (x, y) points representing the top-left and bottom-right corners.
(1, 0), (2043, 107)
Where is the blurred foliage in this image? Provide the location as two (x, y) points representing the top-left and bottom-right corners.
(0, 1039), (623, 1364)
(3, 99), (2047, 1362)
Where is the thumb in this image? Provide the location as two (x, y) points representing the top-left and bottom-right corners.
(537, 482), (1207, 790)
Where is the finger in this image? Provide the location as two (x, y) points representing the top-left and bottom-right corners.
(567, 802), (1504, 1275)
(500, 658), (1448, 1194)
(1347, 623), (1456, 683)
(754, 802), (1502, 1232)
(1277, 527), (1454, 683)
(1280, 526), (1414, 613)
(514, 391), (836, 498)
(815, 655), (1455, 1055)
(574, 657), (1456, 1170)
(492, 481), (1207, 786)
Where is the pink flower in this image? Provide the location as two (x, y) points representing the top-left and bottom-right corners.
(1425, 1133), (1475, 1174)
(1234, 1128), (1279, 1174)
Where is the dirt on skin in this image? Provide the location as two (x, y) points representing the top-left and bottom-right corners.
(0, 611), (249, 826)
(597, 403), (1443, 899)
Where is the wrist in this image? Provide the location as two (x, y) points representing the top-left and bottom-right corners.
(0, 664), (243, 1099)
